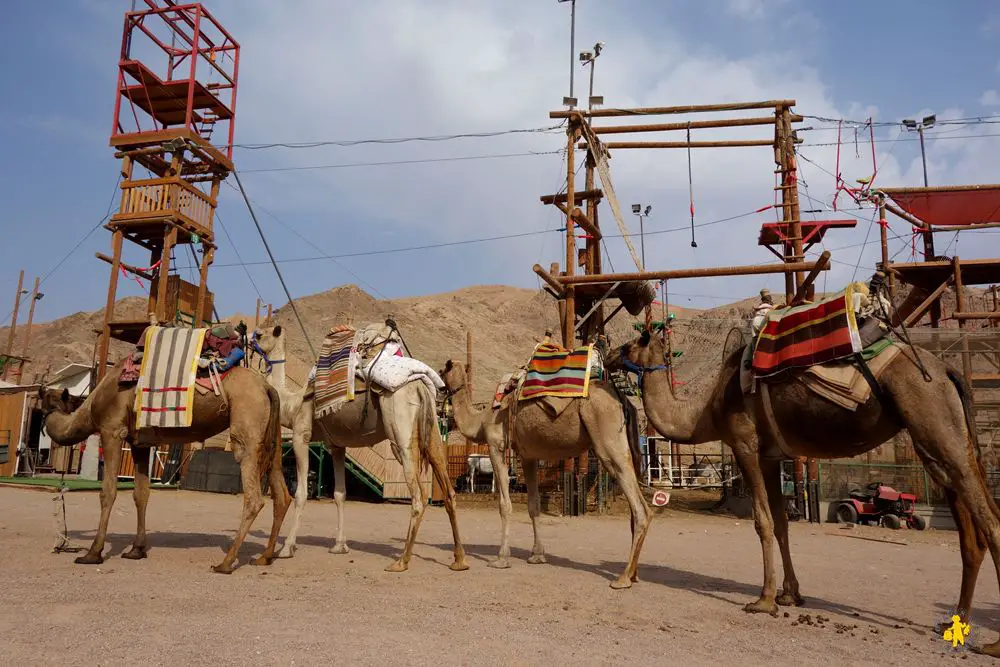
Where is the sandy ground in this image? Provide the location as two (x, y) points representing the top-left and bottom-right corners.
(0, 486), (997, 666)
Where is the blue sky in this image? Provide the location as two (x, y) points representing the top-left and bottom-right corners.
(1, 0), (999, 327)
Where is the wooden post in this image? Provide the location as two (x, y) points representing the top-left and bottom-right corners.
(194, 245), (215, 326)
(563, 119), (577, 349)
(878, 197), (894, 297)
(255, 298), (261, 329)
(783, 106), (804, 295)
(14, 277), (41, 383)
(2, 269), (24, 382)
(98, 230), (125, 379)
(954, 257), (972, 386)
(775, 106), (794, 303)
(466, 330), (473, 398)
(154, 227), (178, 324)
(266, 304), (273, 326)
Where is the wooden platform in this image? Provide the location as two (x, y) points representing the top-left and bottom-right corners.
(110, 128), (234, 176)
(888, 258), (1000, 289)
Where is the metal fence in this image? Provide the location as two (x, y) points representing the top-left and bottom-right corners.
(818, 461), (948, 506)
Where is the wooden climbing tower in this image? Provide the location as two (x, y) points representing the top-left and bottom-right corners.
(96, 1), (239, 379)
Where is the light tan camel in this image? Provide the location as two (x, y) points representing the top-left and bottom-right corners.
(251, 325), (468, 573)
(616, 329), (1000, 655)
(40, 360), (289, 574)
(438, 359), (650, 588)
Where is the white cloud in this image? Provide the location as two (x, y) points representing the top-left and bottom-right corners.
(981, 90), (1000, 106)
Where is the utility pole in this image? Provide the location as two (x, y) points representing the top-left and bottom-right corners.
(903, 115), (936, 259)
(2, 270), (26, 382)
(14, 277), (42, 384)
(631, 204), (652, 270)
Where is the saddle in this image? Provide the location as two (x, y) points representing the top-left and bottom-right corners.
(118, 322), (244, 386)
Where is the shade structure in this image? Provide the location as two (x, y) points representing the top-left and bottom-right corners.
(884, 185), (1000, 227)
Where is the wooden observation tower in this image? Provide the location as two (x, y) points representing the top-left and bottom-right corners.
(96, 1), (239, 379)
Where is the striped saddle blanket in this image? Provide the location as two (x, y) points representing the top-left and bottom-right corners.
(519, 342), (593, 401)
(134, 325), (207, 429)
(314, 325), (366, 419)
(751, 283), (863, 378)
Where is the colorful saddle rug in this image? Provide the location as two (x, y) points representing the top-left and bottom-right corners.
(519, 342), (593, 401)
(314, 325), (364, 419)
(133, 325), (207, 429)
(751, 284), (863, 378)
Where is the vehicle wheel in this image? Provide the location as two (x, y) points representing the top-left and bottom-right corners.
(911, 514), (927, 531)
(882, 513), (901, 530)
(835, 503), (858, 524)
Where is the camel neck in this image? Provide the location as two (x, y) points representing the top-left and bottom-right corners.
(449, 382), (488, 442)
(45, 380), (101, 445)
(641, 365), (715, 443)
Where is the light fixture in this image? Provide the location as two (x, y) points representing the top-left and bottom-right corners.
(579, 50), (593, 62)
(34, 292), (44, 300)
(589, 95), (604, 107)
(902, 119), (917, 130)
(644, 205), (652, 216)
(632, 204), (641, 214)
(923, 114), (936, 127)
(562, 96), (578, 107)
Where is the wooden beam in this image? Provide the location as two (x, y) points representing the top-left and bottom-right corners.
(590, 115), (803, 135)
(540, 189), (603, 205)
(95, 253), (155, 280)
(883, 201), (929, 229)
(880, 184), (1000, 195)
(549, 100), (798, 119)
(570, 207), (602, 240)
(791, 251), (830, 305)
(903, 277), (954, 327)
(954, 312), (1000, 320)
(579, 139), (798, 149)
(553, 260), (827, 285)
(533, 264), (566, 297)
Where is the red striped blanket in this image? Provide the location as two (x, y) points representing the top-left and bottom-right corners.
(519, 343), (593, 401)
(751, 285), (862, 377)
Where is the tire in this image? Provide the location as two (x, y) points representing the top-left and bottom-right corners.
(911, 514), (927, 531)
(835, 503), (858, 524)
(883, 513), (902, 529)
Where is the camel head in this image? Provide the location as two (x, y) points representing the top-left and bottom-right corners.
(37, 386), (73, 415)
(252, 325), (284, 356)
(439, 359), (469, 395)
(615, 328), (670, 373)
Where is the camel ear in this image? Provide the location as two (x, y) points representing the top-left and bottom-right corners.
(445, 359), (453, 372)
(60, 388), (70, 403)
(639, 329), (651, 346)
(272, 325), (282, 338)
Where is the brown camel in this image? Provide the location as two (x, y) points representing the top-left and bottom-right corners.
(616, 329), (1000, 655)
(251, 325), (468, 573)
(439, 359), (650, 588)
(40, 360), (289, 574)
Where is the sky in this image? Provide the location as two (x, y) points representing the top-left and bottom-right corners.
(1, 0), (999, 328)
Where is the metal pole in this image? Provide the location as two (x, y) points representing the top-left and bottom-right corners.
(569, 0), (576, 105)
(918, 126), (929, 187)
(918, 124), (936, 260)
(639, 213), (646, 269)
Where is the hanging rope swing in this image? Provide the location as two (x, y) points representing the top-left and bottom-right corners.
(686, 124), (698, 248)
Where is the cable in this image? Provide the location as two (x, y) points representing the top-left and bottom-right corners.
(237, 150), (562, 174)
(228, 124), (565, 150)
(1, 174), (122, 329)
(232, 169), (317, 359)
(215, 210), (265, 303)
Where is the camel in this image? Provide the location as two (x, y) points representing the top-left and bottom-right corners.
(39, 360), (289, 574)
(438, 358), (650, 588)
(616, 329), (1000, 655)
(251, 325), (469, 573)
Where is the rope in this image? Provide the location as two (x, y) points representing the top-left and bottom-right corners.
(51, 472), (84, 554)
(686, 124), (697, 248)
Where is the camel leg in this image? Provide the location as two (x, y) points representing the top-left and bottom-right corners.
(940, 488), (986, 629)
(251, 443), (291, 566)
(278, 418), (311, 558)
(523, 459), (547, 565)
(425, 428), (469, 571)
(583, 410), (651, 589)
(122, 445), (151, 560)
(732, 442), (780, 615)
(486, 441), (513, 569)
(760, 456), (803, 606)
(385, 429), (427, 573)
(329, 447), (350, 555)
(212, 451), (266, 574)
(76, 430), (125, 565)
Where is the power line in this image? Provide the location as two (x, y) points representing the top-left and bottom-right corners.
(228, 124), (565, 150)
(232, 169), (317, 359)
(215, 210), (265, 303)
(237, 150), (562, 173)
(802, 131), (1000, 148)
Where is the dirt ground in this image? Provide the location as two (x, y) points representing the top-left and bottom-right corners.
(1, 487), (997, 666)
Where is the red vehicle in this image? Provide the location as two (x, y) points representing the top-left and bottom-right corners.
(834, 481), (927, 530)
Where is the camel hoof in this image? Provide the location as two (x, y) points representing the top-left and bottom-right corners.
(250, 555), (274, 566)
(329, 543), (350, 555)
(121, 547), (147, 560)
(973, 640), (1000, 657)
(776, 592), (804, 607)
(526, 554), (547, 565)
(277, 543), (296, 559)
(211, 563), (235, 575)
(449, 560), (470, 572)
(610, 578), (633, 590)
(743, 599), (779, 616)
(74, 553), (104, 565)
(488, 558), (511, 569)
(385, 560), (408, 573)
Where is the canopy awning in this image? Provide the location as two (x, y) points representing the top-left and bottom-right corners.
(882, 185), (1000, 227)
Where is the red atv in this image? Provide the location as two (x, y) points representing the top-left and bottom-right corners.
(834, 481), (927, 530)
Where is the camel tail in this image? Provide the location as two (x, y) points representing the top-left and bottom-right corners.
(416, 382), (437, 479)
(260, 383), (283, 477)
(945, 367), (981, 461)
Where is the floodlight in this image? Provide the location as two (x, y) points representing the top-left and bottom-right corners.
(34, 292), (44, 300)
(632, 204), (641, 214)
(562, 96), (578, 107)
(923, 114), (936, 127)
(579, 51), (593, 62)
(644, 205), (652, 216)
(902, 119), (917, 130)
(589, 95), (604, 107)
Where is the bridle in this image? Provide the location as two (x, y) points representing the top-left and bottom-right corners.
(618, 344), (668, 390)
(249, 331), (285, 375)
